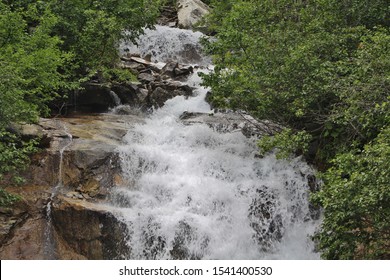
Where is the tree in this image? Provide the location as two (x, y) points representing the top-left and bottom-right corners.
(48, 0), (161, 78)
(313, 128), (390, 259)
(0, 2), (67, 197)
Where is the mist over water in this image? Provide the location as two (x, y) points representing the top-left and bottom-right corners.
(112, 26), (320, 260)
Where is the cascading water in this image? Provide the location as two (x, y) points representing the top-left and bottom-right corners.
(43, 124), (73, 259)
(113, 26), (320, 259)
(121, 25), (211, 66)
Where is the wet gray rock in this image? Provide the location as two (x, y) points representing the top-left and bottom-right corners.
(148, 87), (174, 108)
(174, 64), (194, 77)
(180, 111), (282, 138)
(146, 81), (193, 109)
(161, 62), (194, 79)
(120, 60), (146, 72)
(178, 43), (204, 63)
(161, 61), (178, 78)
(138, 73), (156, 83)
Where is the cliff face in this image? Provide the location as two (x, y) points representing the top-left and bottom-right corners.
(0, 114), (142, 259)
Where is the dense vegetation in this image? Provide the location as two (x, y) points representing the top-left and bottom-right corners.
(0, 0), (160, 202)
(202, 0), (389, 259)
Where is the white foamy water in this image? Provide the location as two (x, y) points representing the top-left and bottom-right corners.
(121, 25), (211, 65)
(111, 73), (319, 260)
(112, 26), (320, 259)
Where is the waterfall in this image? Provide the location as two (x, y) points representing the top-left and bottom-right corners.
(43, 124), (73, 259)
(121, 25), (211, 66)
(112, 26), (320, 259)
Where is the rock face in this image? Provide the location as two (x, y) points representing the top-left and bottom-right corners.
(180, 111), (283, 138)
(0, 188), (129, 259)
(0, 113), (143, 259)
(51, 196), (129, 259)
(19, 114), (143, 194)
(177, 0), (210, 31)
(0, 186), (85, 260)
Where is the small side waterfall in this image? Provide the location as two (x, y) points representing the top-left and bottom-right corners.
(111, 26), (321, 259)
(43, 124), (73, 259)
(109, 90), (122, 107)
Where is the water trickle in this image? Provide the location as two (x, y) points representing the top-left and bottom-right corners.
(109, 90), (122, 107)
(43, 124), (73, 259)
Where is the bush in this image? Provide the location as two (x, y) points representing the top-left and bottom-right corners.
(313, 128), (390, 259)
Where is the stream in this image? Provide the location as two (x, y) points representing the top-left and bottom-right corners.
(108, 26), (321, 260)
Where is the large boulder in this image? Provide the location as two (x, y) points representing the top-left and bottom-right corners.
(146, 82), (193, 109)
(111, 82), (140, 105)
(67, 82), (146, 113)
(161, 62), (193, 79)
(74, 83), (116, 113)
(177, 0), (210, 31)
(56, 115), (143, 197)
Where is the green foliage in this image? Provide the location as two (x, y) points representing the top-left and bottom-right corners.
(0, 2), (65, 188)
(0, 2), (70, 122)
(103, 67), (138, 83)
(202, 0), (235, 32)
(0, 188), (20, 207)
(313, 128), (390, 259)
(49, 0), (161, 78)
(203, 0), (389, 259)
(0, 131), (38, 184)
(258, 129), (312, 159)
